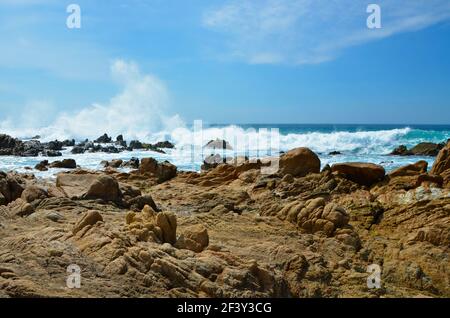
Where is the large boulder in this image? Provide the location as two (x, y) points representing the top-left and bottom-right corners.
(21, 185), (48, 203)
(431, 141), (450, 175)
(175, 224), (209, 253)
(431, 141), (450, 187)
(139, 158), (177, 183)
(8, 198), (34, 217)
(390, 145), (410, 156)
(410, 142), (444, 156)
(389, 161), (428, 178)
(331, 162), (385, 186)
(156, 212), (177, 244)
(49, 159), (77, 169)
(0, 172), (25, 205)
(279, 147), (321, 177)
(0, 134), (21, 155)
(56, 173), (122, 202)
(126, 194), (159, 212)
(391, 142), (444, 156)
(95, 133), (112, 143)
(153, 141), (175, 149)
(72, 211), (103, 235)
(46, 140), (63, 151)
(0, 134), (20, 150)
(122, 157), (140, 169)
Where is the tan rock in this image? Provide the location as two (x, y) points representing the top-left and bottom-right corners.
(175, 224), (209, 252)
(21, 185), (48, 203)
(279, 147), (321, 177)
(389, 161), (428, 178)
(72, 210), (103, 235)
(140, 158), (177, 183)
(431, 140), (450, 186)
(8, 198), (34, 217)
(156, 212), (177, 244)
(56, 173), (122, 202)
(332, 162), (385, 186)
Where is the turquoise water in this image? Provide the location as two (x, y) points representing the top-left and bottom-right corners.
(1, 124), (449, 178)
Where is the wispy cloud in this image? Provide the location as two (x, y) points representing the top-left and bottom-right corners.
(202, 0), (450, 65)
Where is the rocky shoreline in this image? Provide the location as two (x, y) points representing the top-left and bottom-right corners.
(0, 138), (449, 298)
(0, 133), (175, 157)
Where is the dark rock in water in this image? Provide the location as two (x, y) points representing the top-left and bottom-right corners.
(35, 160), (49, 171)
(115, 135), (127, 147)
(391, 145), (410, 156)
(154, 141), (175, 149)
(410, 142), (444, 156)
(97, 146), (120, 154)
(77, 139), (89, 147)
(145, 144), (166, 154)
(95, 133), (112, 144)
(43, 150), (62, 157)
(102, 159), (123, 168)
(0, 135), (39, 156)
(0, 134), (20, 151)
(71, 146), (85, 154)
(72, 140), (121, 154)
(62, 139), (75, 147)
(46, 140), (63, 151)
(122, 157), (140, 169)
(129, 140), (144, 149)
(201, 154), (225, 171)
(31, 135), (41, 140)
(204, 139), (233, 150)
(128, 140), (165, 153)
(49, 159), (77, 169)
(0, 135), (48, 157)
(391, 142), (444, 156)
(21, 140), (43, 157)
(329, 151), (342, 156)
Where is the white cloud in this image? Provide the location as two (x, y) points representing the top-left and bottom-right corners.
(202, 0), (450, 65)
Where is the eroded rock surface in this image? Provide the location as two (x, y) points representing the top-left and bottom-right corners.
(0, 151), (449, 298)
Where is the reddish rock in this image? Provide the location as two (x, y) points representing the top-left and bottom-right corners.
(279, 147), (321, 177)
(332, 162), (385, 186)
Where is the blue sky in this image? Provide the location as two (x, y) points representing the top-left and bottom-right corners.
(1, 0), (450, 127)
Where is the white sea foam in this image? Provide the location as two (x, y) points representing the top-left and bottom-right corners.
(169, 125), (412, 155)
(0, 60), (183, 142)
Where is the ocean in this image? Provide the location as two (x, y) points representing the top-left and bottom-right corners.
(1, 124), (449, 179)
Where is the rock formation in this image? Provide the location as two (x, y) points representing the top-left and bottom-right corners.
(0, 147), (448, 298)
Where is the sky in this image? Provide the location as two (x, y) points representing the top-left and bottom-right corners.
(0, 0), (450, 129)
